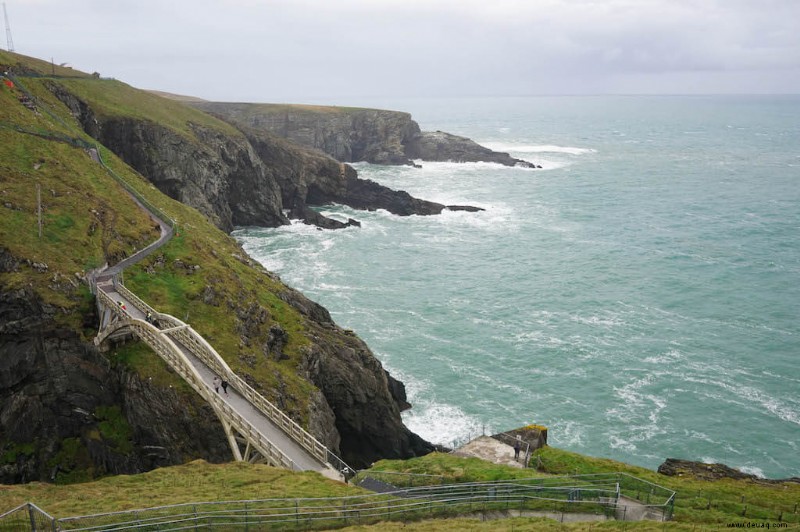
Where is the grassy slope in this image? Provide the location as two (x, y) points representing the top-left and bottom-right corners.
(0, 71), (157, 333)
(1, 450), (796, 529)
(367, 449), (800, 528)
(0, 460), (366, 517)
(55, 77), (241, 139)
(1, 50), (325, 422)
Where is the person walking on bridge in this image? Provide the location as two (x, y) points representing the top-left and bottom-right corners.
(213, 376), (220, 394)
(221, 379), (229, 395)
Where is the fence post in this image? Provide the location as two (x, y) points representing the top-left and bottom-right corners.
(27, 504), (37, 532)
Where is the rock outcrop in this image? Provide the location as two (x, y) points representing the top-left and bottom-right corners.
(0, 281), (230, 484)
(191, 102), (539, 168)
(406, 130), (539, 168)
(280, 288), (431, 467)
(658, 458), (800, 484)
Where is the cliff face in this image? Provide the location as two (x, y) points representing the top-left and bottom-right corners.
(50, 84), (288, 233)
(277, 288), (432, 468)
(0, 270), (230, 484)
(191, 102), (538, 168)
(52, 85), (462, 231)
(192, 103), (419, 165)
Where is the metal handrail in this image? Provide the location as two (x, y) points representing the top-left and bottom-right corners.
(110, 282), (350, 475)
(51, 479), (649, 530)
(95, 290), (298, 471)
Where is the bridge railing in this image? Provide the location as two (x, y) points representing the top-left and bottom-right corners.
(106, 283), (348, 474)
(95, 292), (298, 471)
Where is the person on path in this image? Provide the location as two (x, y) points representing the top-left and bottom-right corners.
(514, 441), (521, 461)
(221, 379), (229, 395)
(145, 310), (152, 323)
(213, 376), (220, 394)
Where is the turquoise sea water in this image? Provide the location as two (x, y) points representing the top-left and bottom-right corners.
(234, 96), (800, 478)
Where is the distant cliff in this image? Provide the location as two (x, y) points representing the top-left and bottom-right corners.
(50, 85), (477, 232)
(191, 102), (540, 168)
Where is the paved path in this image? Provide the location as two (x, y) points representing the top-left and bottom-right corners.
(452, 436), (525, 468)
(100, 288), (331, 476)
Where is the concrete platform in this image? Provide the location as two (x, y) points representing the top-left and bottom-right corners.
(452, 435), (525, 468)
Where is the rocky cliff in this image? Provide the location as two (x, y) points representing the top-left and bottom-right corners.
(50, 83), (288, 234)
(0, 263), (231, 484)
(191, 102), (540, 168)
(52, 84), (476, 231)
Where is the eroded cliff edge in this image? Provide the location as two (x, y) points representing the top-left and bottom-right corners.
(50, 83), (479, 232)
(190, 102), (540, 168)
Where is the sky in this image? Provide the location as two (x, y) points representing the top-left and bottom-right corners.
(4, 0), (800, 103)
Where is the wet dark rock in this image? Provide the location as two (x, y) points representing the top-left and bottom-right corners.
(658, 458), (800, 484)
(0, 286), (229, 484)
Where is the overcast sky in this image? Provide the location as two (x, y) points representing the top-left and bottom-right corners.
(5, 0), (800, 102)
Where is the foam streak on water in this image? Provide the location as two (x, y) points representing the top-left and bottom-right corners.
(235, 96), (800, 478)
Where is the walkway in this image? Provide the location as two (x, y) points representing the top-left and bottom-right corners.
(100, 285), (330, 473)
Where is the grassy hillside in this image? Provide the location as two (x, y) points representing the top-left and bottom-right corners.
(0, 460), (365, 517)
(1, 450), (796, 529)
(1, 50), (333, 423)
(368, 449), (800, 528)
(56, 77), (242, 139)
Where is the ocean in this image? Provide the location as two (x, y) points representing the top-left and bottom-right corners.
(233, 95), (800, 479)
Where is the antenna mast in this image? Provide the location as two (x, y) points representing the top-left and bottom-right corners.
(3, 3), (13, 52)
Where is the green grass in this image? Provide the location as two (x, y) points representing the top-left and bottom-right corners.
(368, 449), (800, 528)
(0, 50), (94, 79)
(2, 450), (795, 530)
(0, 460), (367, 517)
(54, 78), (242, 141)
(94, 406), (135, 455)
(0, 86), (159, 311)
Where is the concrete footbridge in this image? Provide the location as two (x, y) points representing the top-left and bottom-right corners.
(93, 277), (348, 480)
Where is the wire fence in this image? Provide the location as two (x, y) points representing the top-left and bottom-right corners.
(0, 503), (54, 532)
(0, 473), (677, 531)
(53, 481), (620, 530)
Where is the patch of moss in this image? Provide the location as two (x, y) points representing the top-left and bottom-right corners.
(1, 442), (36, 464)
(47, 437), (94, 485)
(94, 405), (134, 455)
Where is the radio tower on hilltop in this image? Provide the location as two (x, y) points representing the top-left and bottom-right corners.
(3, 3), (14, 52)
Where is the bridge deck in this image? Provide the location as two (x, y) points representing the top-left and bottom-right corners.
(102, 287), (332, 475)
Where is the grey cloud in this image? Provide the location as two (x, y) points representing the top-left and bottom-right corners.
(4, 0), (799, 99)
